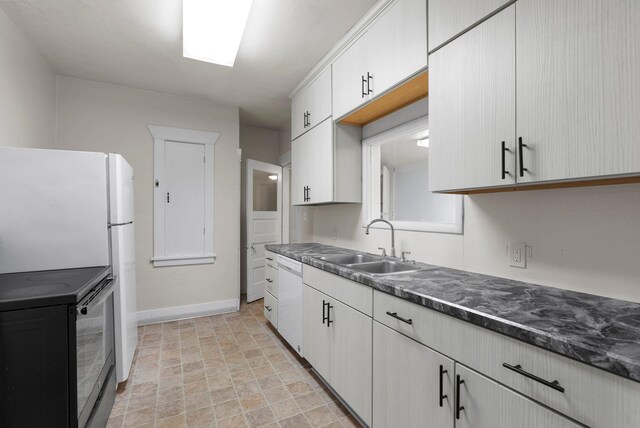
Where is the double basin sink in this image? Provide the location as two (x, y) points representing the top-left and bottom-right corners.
(317, 253), (429, 276)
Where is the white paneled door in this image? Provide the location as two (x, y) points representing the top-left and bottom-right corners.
(164, 141), (205, 256)
(246, 160), (282, 303)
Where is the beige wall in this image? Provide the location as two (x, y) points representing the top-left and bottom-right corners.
(55, 77), (241, 312)
(311, 101), (640, 304)
(240, 126), (280, 164)
(278, 121), (292, 157)
(0, 8), (55, 149)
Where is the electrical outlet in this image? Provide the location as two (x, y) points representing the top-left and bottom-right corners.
(509, 242), (527, 268)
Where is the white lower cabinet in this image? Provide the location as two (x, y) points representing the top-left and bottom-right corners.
(263, 291), (277, 329)
(302, 283), (372, 426)
(373, 322), (454, 428)
(455, 364), (580, 428)
(298, 270), (640, 427)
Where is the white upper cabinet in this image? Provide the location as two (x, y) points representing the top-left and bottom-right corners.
(516, 0), (640, 183)
(291, 119), (362, 206)
(332, 0), (427, 119)
(291, 66), (332, 141)
(429, 0), (640, 192)
(428, 0), (512, 51)
(429, 5), (516, 192)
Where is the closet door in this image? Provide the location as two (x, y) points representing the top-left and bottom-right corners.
(429, 5), (516, 192)
(516, 0), (640, 183)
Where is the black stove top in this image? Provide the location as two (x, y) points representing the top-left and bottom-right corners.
(0, 266), (112, 311)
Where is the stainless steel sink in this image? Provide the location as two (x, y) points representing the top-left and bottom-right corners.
(319, 253), (381, 265)
(347, 260), (421, 275)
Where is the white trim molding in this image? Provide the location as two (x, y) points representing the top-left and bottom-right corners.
(289, 0), (395, 99)
(149, 125), (217, 267)
(362, 116), (464, 234)
(137, 299), (240, 325)
(150, 254), (216, 267)
(147, 124), (219, 145)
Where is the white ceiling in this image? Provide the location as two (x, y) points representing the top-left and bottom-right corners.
(0, 0), (377, 128)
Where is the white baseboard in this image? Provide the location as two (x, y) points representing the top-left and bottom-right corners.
(137, 298), (240, 326)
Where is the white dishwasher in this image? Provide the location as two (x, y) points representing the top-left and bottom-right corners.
(277, 255), (303, 356)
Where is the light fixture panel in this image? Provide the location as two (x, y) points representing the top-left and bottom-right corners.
(183, 0), (253, 67)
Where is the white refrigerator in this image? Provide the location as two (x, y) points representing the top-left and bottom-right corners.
(0, 147), (138, 383)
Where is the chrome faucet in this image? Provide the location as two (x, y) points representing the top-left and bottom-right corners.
(365, 218), (396, 258)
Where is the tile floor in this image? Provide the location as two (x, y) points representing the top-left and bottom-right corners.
(107, 300), (360, 427)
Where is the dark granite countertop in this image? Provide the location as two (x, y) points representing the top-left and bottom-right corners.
(265, 242), (640, 383)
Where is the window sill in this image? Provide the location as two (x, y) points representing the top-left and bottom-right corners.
(150, 255), (216, 267)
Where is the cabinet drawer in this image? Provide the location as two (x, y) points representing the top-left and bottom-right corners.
(264, 291), (277, 328)
(265, 264), (278, 296)
(455, 364), (580, 428)
(291, 66), (332, 140)
(265, 251), (277, 269)
(303, 266), (372, 316)
(374, 290), (640, 427)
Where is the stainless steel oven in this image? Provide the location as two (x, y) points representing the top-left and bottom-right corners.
(75, 275), (115, 428)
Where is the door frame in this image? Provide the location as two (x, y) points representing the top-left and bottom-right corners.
(245, 159), (283, 303)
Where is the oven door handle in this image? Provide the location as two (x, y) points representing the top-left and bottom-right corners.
(77, 276), (116, 316)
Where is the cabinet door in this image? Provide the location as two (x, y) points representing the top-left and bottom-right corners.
(366, 0), (427, 97)
(291, 118), (334, 205)
(373, 322), (454, 428)
(429, 0), (512, 51)
(516, 0), (640, 183)
(305, 118), (334, 204)
(291, 135), (309, 205)
(332, 28), (370, 120)
(291, 133), (313, 205)
(429, 5), (516, 192)
(302, 284), (332, 381)
(291, 66), (332, 140)
(455, 365), (580, 428)
(263, 290), (278, 329)
(333, 0), (427, 120)
(327, 297), (373, 426)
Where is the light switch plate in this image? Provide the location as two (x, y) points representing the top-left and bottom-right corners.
(509, 242), (527, 268)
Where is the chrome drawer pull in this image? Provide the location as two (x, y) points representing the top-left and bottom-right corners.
(265, 306), (272, 312)
(386, 311), (413, 325)
(266, 278), (273, 283)
(503, 363), (565, 393)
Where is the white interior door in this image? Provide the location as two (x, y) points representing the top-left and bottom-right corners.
(246, 160), (282, 303)
(164, 141), (205, 256)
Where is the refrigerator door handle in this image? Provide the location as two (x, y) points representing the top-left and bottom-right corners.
(108, 221), (133, 228)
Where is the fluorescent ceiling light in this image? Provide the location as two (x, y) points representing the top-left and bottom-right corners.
(268, 174), (278, 181)
(183, 0), (253, 67)
(417, 138), (429, 148)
